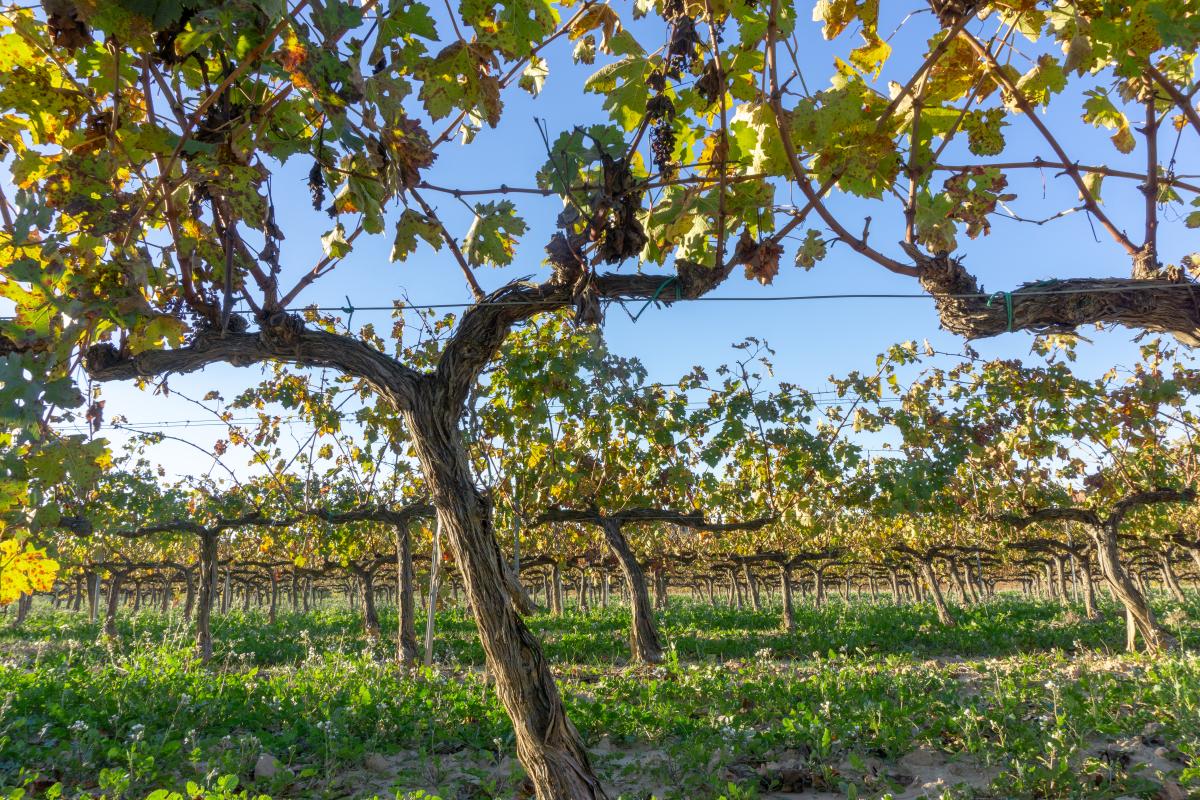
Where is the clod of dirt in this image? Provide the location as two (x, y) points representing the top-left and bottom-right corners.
(364, 752), (390, 773)
(254, 753), (282, 780)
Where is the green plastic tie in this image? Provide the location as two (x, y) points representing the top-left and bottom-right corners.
(631, 276), (681, 322)
(342, 295), (356, 329)
(986, 291), (1014, 332)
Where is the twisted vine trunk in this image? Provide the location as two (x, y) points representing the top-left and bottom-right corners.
(404, 393), (605, 800)
(183, 570), (196, 620)
(577, 570), (589, 612)
(1057, 555), (1073, 602)
(196, 533), (219, 662)
(743, 563), (762, 611)
(779, 564), (795, 632)
(947, 559), (968, 602)
(359, 568), (381, 640)
(813, 568), (826, 607)
(268, 572), (279, 623)
(103, 573), (124, 638)
(652, 568), (668, 611)
(220, 568), (231, 615)
(396, 524), (420, 665)
(1093, 524), (1177, 652)
(551, 562), (564, 616)
(599, 519), (663, 664)
(1160, 550), (1188, 604)
(1080, 562), (1099, 619)
(87, 572), (99, 623)
(918, 559), (955, 627)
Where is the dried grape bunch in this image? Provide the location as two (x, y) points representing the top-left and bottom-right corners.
(594, 153), (647, 263)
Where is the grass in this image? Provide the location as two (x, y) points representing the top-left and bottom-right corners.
(1, 593), (1199, 799)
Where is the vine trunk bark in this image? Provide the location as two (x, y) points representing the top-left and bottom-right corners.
(396, 524), (420, 665)
(196, 533), (219, 662)
(599, 518), (663, 664)
(918, 559), (955, 627)
(403, 394), (605, 799)
(360, 568), (381, 640)
(1160, 550), (1187, 603)
(1093, 524), (1177, 652)
(779, 564), (795, 632)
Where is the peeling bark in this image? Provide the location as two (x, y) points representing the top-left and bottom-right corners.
(1093, 524), (1177, 652)
(916, 252), (1200, 346)
(404, 395), (605, 799)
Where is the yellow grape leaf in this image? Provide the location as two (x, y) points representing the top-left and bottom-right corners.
(0, 539), (59, 605)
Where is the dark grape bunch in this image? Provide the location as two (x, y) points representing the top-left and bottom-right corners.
(646, 93), (677, 179)
(307, 161), (326, 211)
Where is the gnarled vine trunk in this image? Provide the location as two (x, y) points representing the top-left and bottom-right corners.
(1160, 550), (1188, 604)
(103, 573), (124, 638)
(743, 563), (762, 611)
(1080, 562), (1099, 619)
(87, 572), (99, 623)
(918, 559), (955, 627)
(599, 518), (663, 664)
(779, 564), (795, 632)
(1093, 524), (1177, 652)
(183, 570), (196, 620)
(404, 394), (605, 800)
(268, 572), (279, 623)
(360, 568), (381, 640)
(396, 523), (420, 665)
(551, 562), (564, 616)
(196, 533), (219, 662)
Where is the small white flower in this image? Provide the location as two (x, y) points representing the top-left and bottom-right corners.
(69, 720), (89, 734)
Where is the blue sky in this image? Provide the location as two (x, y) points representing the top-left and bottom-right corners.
(63, 2), (1199, 480)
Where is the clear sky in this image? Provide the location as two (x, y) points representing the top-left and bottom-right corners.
(59, 3), (1199, 480)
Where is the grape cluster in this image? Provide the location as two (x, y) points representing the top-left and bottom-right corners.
(650, 121), (677, 181)
(647, 0), (703, 180)
(667, 16), (701, 77)
(307, 161), (326, 211)
(645, 92), (677, 178)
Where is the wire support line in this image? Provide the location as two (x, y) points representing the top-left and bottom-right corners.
(4, 283), (1196, 324)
